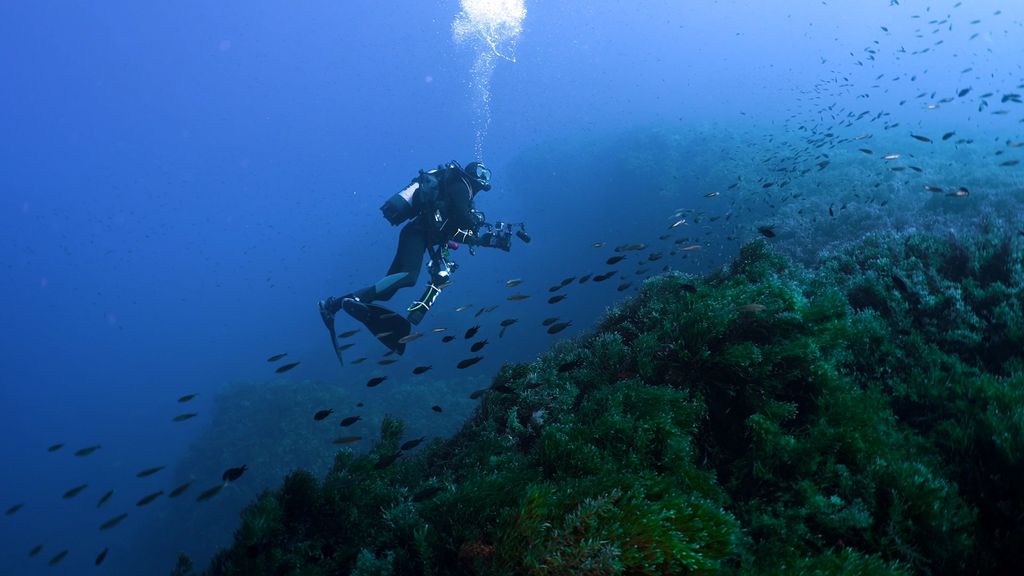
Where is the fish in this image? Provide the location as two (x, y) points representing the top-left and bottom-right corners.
(63, 484), (88, 499)
(99, 512), (128, 530)
(737, 303), (767, 314)
(172, 413), (198, 422)
(617, 282), (633, 292)
(74, 445), (101, 457)
(548, 284), (563, 293)
(1008, 141), (1024, 148)
(337, 329), (360, 338)
(314, 409), (334, 421)
(46, 442), (64, 453)
(680, 245), (702, 251)
(29, 544), (43, 557)
(469, 388), (489, 399)
(505, 278), (523, 287)
(351, 357), (368, 364)
(136, 466), (166, 478)
(542, 317), (559, 326)
(97, 490), (114, 507)
(547, 321), (572, 335)
(457, 356), (484, 369)
(957, 87), (971, 98)
(669, 219), (686, 229)
(373, 451), (402, 470)
(337, 342), (355, 351)
(431, 405), (443, 413)
(400, 436), (426, 451)
(606, 256), (626, 265)
(412, 485), (444, 502)
(441, 335), (455, 343)
(882, 153), (901, 160)
(615, 243), (646, 252)
(169, 482), (193, 498)
(333, 436), (363, 445)
(431, 327), (447, 333)
(592, 242), (605, 248)
(507, 294), (530, 301)
(412, 365), (432, 375)
(859, 148), (873, 155)
(95, 547), (109, 566)
(367, 376), (387, 387)
(829, 204), (835, 217)
(340, 415), (362, 427)
(704, 191), (720, 197)
(177, 393), (198, 403)
(1000, 159), (1020, 167)
(266, 353), (288, 362)
(911, 133), (933, 143)
(947, 188), (969, 197)
(454, 304), (474, 312)
(756, 225), (776, 238)
(5, 503), (23, 516)
(48, 550), (68, 567)
(464, 325), (480, 339)
(942, 131), (956, 141)
(377, 358), (399, 365)
(275, 361), (300, 373)
(593, 271), (618, 282)
(559, 276), (576, 286)
(222, 465), (248, 482)
(398, 332), (424, 344)
(924, 185), (944, 193)
(579, 273), (593, 283)
(499, 318), (518, 327)
(470, 339), (489, 352)
(196, 484), (224, 502)
(136, 490), (164, 507)
(548, 294), (567, 304)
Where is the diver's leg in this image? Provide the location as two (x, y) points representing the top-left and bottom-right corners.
(352, 223), (427, 303)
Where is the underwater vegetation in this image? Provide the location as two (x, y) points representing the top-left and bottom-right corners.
(187, 228), (1022, 575)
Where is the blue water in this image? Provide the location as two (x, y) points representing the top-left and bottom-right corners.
(2, 0), (1021, 573)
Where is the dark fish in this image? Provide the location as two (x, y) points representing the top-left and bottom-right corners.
(756, 225), (776, 238)
(412, 365), (432, 375)
(942, 131), (956, 141)
(548, 284), (562, 293)
(99, 512), (128, 530)
(548, 294), (567, 304)
(469, 388), (489, 399)
(47, 443), (64, 452)
(196, 484), (224, 502)
(63, 484), (88, 499)
(169, 482), (193, 498)
(48, 550), (68, 567)
(340, 415), (362, 427)
(464, 325), (480, 339)
(5, 502), (23, 516)
(412, 485), (444, 502)
(222, 465), (248, 482)
(136, 466), (165, 478)
(829, 203), (835, 217)
(559, 276), (576, 286)
(351, 357), (367, 364)
(606, 256), (626, 265)
(911, 133), (933, 143)
(547, 321), (572, 335)
(578, 273), (593, 283)
(457, 356), (484, 369)
(593, 271), (618, 282)
(373, 451), (401, 470)
(377, 358), (400, 366)
(136, 490), (163, 507)
(97, 490), (114, 508)
(275, 361), (301, 373)
(74, 445), (101, 457)
(29, 544), (43, 557)
(499, 318), (518, 327)
(542, 317), (559, 326)
(859, 148), (873, 154)
(172, 413), (197, 422)
(333, 435), (362, 445)
(470, 339), (489, 352)
(95, 547), (109, 566)
(431, 405), (443, 413)
(177, 393), (198, 403)
(337, 342), (355, 351)
(681, 283), (697, 294)
(507, 294), (530, 301)
(337, 328), (360, 338)
(442, 335), (455, 343)
(617, 282), (633, 292)
(266, 353), (288, 362)
(558, 359), (583, 373)
(957, 87), (971, 98)
(366, 376), (387, 388)
(1000, 159), (1020, 167)
(314, 409), (334, 421)
(400, 436), (426, 451)
(924, 185), (944, 193)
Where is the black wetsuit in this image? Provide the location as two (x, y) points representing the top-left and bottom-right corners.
(350, 166), (479, 304)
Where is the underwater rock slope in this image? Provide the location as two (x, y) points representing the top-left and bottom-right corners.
(194, 230), (1023, 576)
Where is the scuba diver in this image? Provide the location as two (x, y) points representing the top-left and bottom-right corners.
(318, 160), (529, 364)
